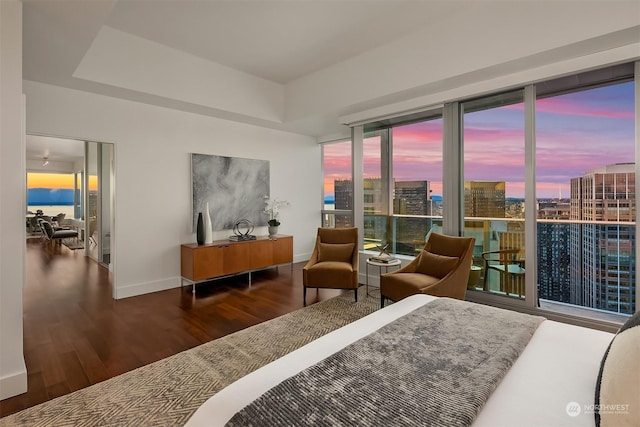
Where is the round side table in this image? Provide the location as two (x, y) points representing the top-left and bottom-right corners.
(366, 257), (402, 296)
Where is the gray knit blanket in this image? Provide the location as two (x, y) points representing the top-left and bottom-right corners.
(227, 298), (544, 427)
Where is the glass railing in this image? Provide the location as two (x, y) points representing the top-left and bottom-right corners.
(363, 214), (443, 254)
(363, 214), (636, 315)
(536, 219), (636, 315)
(322, 210), (353, 228)
(463, 217), (525, 299)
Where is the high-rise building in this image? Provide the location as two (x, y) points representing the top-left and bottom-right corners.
(537, 200), (571, 303)
(569, 163), (636, 314)
(393, 181), (434, 255)
(334, 178), (387, 244)
(464, 181), (506, 218)
(334, 179), (352, 211)
(464, 180), (507, 257)
(334, 178), (439, 253)
(393, 181), (431, 215)
(333, 179), (353, 228)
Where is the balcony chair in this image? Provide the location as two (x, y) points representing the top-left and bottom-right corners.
(39, 218), (79, 245)
(482, 248), (525, 297)
(303, 227), (359, 306)
(380, 232), (475, 308)
(52, 212), (67, 228)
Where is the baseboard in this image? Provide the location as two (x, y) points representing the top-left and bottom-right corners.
(0, 367), (27, 400)
(294, 253), (311, 264)
(115, 253), (310, 300)
(114, 277), (179, 299)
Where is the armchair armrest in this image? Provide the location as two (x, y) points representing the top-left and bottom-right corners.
(385, 255), (419, 275)
(303, 244), (320, 271)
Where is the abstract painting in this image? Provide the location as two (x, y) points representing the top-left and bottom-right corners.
(192, 153), (270, 231)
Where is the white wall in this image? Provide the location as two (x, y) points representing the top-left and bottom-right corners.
(24, 80), (321, 299)
(0, 0), (27, 400)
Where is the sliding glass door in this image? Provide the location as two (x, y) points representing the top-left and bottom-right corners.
(85, 140), (114, 267)
(462, 90), (526, 299)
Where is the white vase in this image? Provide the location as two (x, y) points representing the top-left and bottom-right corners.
(268, 225), (278, 238)
(204, 202), (213, 244)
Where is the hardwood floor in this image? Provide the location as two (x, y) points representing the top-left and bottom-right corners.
(0, 239), (345, 418)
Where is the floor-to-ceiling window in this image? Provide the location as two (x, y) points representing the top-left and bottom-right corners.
(321, 139), (353, 228)
(461, 90), (526, 299)
(357, 110), (444, 254)
(536, 66), (636, 316)
(331, 61), (637, 326)
(26, 172), (76, 219)
(391, 117), (443, 255)
(362, 130), (389, 250)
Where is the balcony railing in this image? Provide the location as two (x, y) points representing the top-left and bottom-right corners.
(359, 214), (636, 315)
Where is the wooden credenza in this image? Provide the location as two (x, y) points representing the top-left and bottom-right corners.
(180, 235), (293, 292)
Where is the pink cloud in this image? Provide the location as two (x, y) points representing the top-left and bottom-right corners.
(393, 128), (442, 144)
(464, 127), (524, 143)
(536, 98), (634, 119)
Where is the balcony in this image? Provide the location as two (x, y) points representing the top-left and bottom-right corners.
(361, 214), (635, 315)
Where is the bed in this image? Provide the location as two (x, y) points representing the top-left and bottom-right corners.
(185, 295), (635, 427)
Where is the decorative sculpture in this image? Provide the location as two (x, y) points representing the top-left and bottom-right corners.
(204, 202), (213, 244)
(229, 218), (256, 241)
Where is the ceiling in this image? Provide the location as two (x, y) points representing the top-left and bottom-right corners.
(22, 0), (466, 161)
(26, 134), (84, 163)
(21, 0), (640, 162)
(22, 0), (467, 151)
(23, 0), (455, 85)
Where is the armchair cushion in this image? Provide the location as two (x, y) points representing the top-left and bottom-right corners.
(305, 261), (355, 289)
(415, 250), (459, 278)
(317, 242), (355, 263)
(380, 272), (440, 302)
(381, 233), (475, 306)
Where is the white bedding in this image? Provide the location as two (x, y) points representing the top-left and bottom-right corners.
(186, 295), (614, 427)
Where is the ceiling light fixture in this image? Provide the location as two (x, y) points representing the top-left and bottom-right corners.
(42, 157), (49, 166)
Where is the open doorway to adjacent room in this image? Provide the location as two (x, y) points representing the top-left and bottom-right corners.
(25, 134), (115, 269)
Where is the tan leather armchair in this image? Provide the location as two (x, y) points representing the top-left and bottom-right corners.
(303, 227), (359, 305)
(380, 232), (475, 308)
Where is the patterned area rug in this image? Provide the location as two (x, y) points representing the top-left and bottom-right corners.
(62, 239), (84, 250)
(1, 288), (380, 427)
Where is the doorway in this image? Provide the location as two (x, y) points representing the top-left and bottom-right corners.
(25, 134), (115, 270)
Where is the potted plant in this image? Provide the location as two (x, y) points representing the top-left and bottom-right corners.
(264, 196), (289, 238)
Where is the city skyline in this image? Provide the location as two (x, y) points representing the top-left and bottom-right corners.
(330, 166), (635, 314)
(324, 81), (635, 199)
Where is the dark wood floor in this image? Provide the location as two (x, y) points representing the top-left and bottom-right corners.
(0, 239), (345, 418)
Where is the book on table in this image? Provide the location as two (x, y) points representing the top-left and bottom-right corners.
(370, 255), (396, 263)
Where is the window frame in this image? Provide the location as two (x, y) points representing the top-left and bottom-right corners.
(333, 61), (638, 331)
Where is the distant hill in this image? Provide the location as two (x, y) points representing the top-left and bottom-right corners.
(28, 188), (74, 206)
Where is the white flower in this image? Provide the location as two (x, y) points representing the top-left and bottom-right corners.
(263, 196), (290, 226)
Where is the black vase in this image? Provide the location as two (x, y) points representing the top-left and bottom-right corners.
(196, 212), (205, 245)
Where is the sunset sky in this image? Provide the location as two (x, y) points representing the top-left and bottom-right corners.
(27, 172), (98, 191)
(324, 81), (635, 199)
